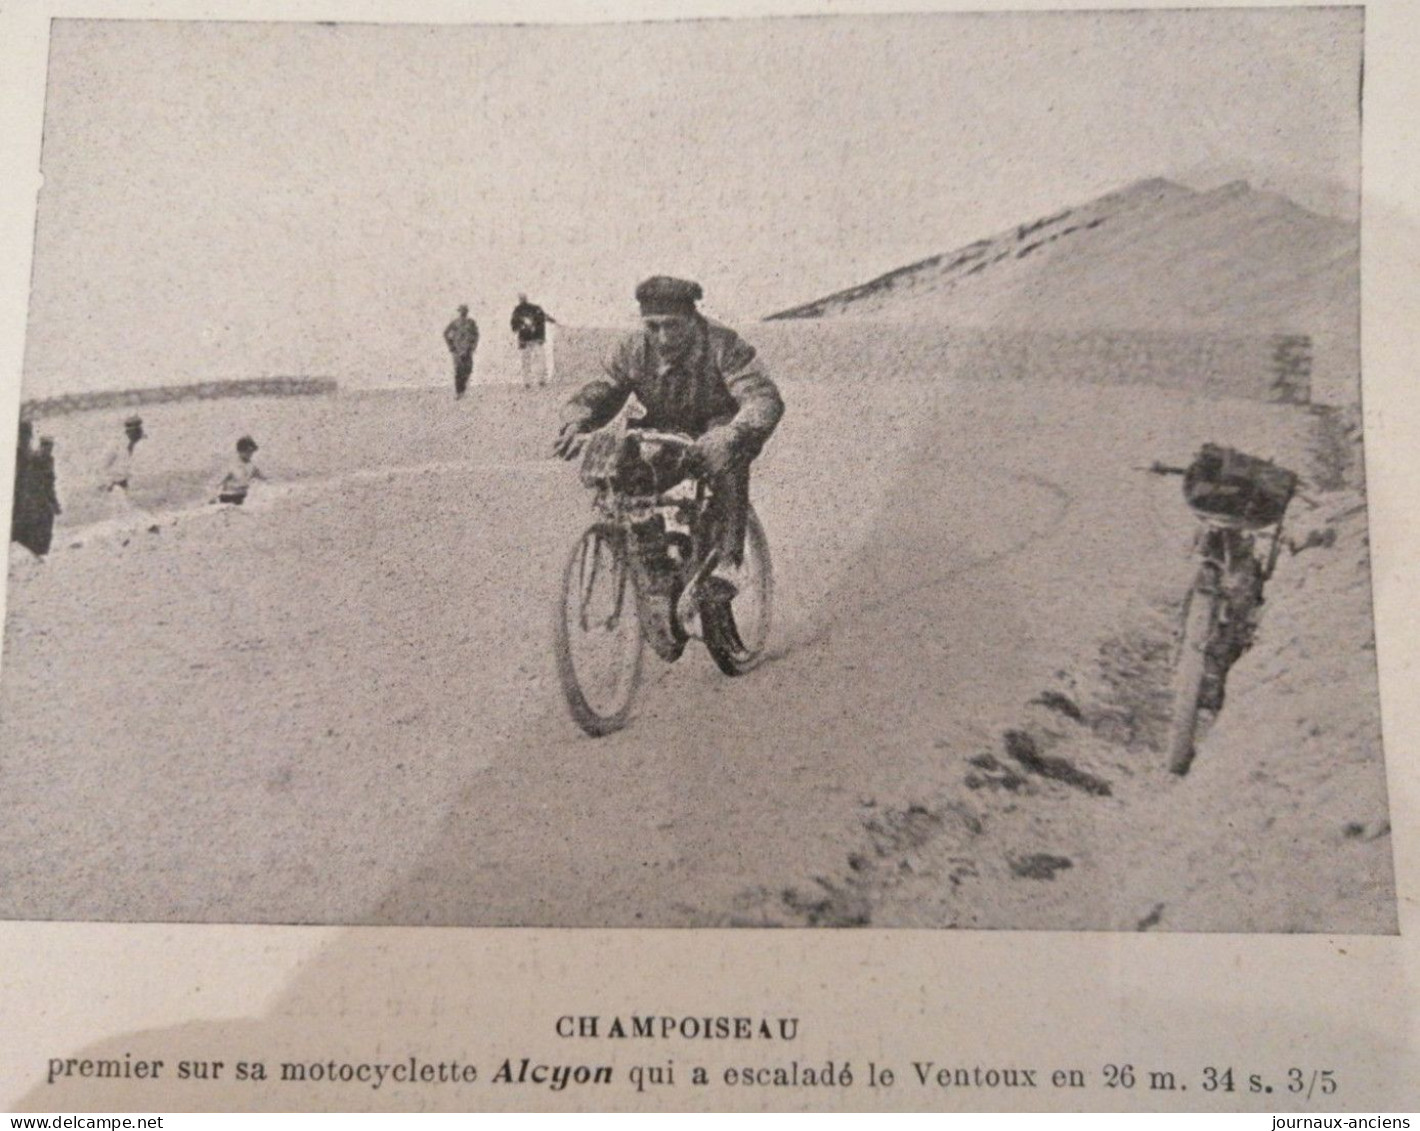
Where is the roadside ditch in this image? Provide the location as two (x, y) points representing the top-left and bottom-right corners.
(722, 405), (1395, 931)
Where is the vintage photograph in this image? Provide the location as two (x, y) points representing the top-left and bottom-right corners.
(1, 8), (1395, 933)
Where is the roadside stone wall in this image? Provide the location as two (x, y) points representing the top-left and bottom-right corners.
(22, 376), (337, 420)
(549, 323), (1320, 404)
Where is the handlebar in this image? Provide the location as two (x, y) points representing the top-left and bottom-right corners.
(1139, 462), (1187, 476)
(1138, 459), (1319, 507)
(556, 426), (696, 464)
(628, 428), (695, 450)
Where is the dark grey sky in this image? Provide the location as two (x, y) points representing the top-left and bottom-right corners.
(23, 8), (1361, 393)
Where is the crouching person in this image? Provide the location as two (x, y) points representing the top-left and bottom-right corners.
(213, 435), (265, 505)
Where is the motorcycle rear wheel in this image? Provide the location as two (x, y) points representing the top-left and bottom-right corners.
(702, 507), (774, 677)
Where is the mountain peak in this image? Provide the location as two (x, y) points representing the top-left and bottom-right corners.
(766, 177), (1355, 336)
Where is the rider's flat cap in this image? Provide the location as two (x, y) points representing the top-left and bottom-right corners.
(635, 276), (703, 316)
(236, 435), (259, 452)
(124, 415), (144, 428)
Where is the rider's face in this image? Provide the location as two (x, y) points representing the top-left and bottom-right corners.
(643, 314), (696, 361)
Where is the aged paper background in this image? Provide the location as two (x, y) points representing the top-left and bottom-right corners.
(0, 0), (1415, 1113)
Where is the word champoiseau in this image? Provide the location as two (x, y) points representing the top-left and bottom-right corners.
(555, 1015), (800, 1040)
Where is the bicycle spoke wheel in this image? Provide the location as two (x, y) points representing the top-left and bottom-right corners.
(554, 525), (644, 736)
(703, 506), (774, 676)
(1166, 568), (1220, 775)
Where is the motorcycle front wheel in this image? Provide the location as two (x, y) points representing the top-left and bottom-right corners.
(1166, 564), (1221, 775)
(553, 524), (644, 736)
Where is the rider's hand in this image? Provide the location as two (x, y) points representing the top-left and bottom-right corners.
(553, 421), (585, 460)
(691, 426), (741, 477)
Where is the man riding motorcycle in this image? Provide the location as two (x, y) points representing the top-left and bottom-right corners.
(553, 276), (784, 654)
(553, 275), (784, 561)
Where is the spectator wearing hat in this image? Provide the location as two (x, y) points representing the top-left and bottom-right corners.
(24, 435), (62, 556)
(10, 419), (38, 553)
(510, 293), (556, 389)
(553, 275), (784, 568)
(213, 436), (265, 505)
(443, 304), (480, 399)
(100, 415), (146, 495)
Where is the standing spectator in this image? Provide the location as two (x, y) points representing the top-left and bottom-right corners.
(443, 304), (480, 399)
(100, 415), (146, 495)
(27, 436), (62, 556)
(510, 293), (556, 389)
(10, 419), (36, 552)
(212, 435), (265, 506)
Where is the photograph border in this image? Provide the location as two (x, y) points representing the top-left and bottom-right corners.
(0, 0), (1415, 1112)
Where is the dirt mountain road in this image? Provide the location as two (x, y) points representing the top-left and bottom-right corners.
(1, 380), (1389, 930)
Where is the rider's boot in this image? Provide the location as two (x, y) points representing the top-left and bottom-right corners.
(698, 575), (738, 607)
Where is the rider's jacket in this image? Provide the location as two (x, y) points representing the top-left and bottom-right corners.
(564, 316), (784, 454)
